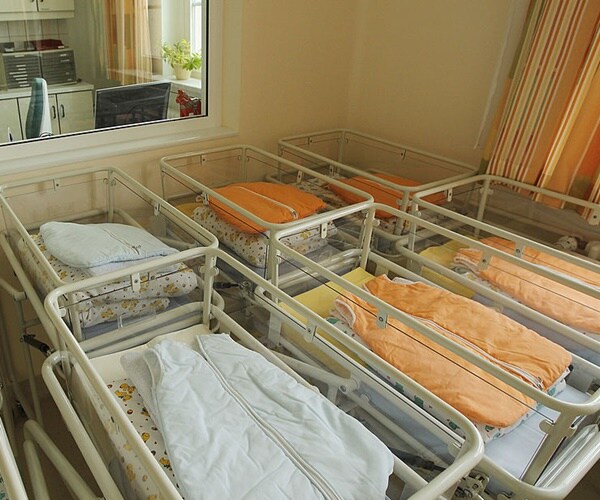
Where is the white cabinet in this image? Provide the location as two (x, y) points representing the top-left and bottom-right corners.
(0, 1), (36, 13)
(53, 90), (93, 133)
(0, 0), (74, 17)
(0, 99), (24, 143)
(17, 89), (93, 136)
(0, 82), (94, 141)
(35, 0), (74, 12)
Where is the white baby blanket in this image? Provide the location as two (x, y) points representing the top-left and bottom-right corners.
(122, 334), (393, 499)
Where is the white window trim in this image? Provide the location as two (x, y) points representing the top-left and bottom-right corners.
(0, 0), (234, 175)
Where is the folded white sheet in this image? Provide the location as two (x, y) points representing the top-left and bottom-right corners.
(40, 222), (178, 268)
(123, 334), (393, 500)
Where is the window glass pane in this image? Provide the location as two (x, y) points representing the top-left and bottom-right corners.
(0, 0), (209, 146)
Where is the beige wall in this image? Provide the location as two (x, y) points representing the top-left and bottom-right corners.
(347, 0), (526, 164)
(0, 0), (526, 379)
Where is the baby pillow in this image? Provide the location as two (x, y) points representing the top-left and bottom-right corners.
(39, 221), (178, 268)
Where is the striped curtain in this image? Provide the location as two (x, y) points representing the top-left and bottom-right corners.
(483, 0), (600, 220)
(104, 0), (153, 84)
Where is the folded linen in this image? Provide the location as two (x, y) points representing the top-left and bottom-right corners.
(454, 236), (600, 335)
(40, 222), (178, 268)
(327, 312), (568, 442)
(333, 275), (572, 429)
(122, 334), (394, 500)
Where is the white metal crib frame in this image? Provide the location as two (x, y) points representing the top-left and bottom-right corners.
(0, 390), (28, 499)
(0, 384), (100, 499)
(41, 246), (486, 500)
(278, 129), (476, 234)
(412, 173), (600, 237)
(261, 206), (600, 499)
(0, 167), (221, 425)
(0, 166), (219, 346)
(396, 195), (600, 360)
(160, 144), (377, 283)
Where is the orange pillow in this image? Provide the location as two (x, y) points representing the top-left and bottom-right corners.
(210, 182), (326, 233)
(328, 173), (446, 218)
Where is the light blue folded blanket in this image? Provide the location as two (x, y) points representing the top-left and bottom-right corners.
(40, 221), (177, 268)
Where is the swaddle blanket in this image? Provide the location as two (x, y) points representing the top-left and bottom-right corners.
(328, 173), (446, 218)
(40, 222), (178, 268)
(122, 334), (393, 500)
(209, 182), (326, 233)
(333, 275), (572, 429)
(454, 236), (600, 335)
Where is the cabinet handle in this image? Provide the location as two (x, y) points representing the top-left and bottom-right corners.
(51, 105), (56, 119)
(60, 104), (65, 118)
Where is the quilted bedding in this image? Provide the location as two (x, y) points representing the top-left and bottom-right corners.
(17, 234), (197, 328)
(181, 204), (335, 268)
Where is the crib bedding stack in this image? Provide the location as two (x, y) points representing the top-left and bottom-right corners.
(160, 145), (375, 286)
(19, 221), (199, 329)
(277, 129), (475, 238)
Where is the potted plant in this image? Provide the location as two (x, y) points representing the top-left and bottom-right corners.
(161, 39), (202, 80)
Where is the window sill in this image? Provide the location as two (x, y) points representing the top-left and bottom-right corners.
(0, 122), (238, 176)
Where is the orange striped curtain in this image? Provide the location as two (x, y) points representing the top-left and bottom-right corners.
(483, 0), (600, 220)
(104, 0), (153, 84)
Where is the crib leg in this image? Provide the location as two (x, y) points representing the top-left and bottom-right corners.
(266, 312), (283, 347)
(20, 337), (44, 427)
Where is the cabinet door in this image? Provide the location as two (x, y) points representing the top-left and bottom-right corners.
(36, 0), (74, 11)
(0, 99), (24, 143)
(55, 90), (93, 134)
(0, 1), (37, 13)
(17, 95), (59, 137)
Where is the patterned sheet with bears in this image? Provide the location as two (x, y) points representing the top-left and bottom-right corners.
(108, 379), (180, 498)
(191, 205), (336, 268)
(17, 234), (198, 328)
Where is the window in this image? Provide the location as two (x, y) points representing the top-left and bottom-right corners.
(0, 0), (229, 173)
(191, 0), (204, 55)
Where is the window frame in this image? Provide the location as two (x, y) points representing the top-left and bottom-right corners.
(0, 0), (229, 175)
(189, 0), (206, 80)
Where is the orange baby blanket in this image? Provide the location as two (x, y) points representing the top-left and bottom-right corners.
(209, 182), (326, 233)
(455, 236), (600, 334)
(328, 173), (446, 218)
(334, 275), (571, 428)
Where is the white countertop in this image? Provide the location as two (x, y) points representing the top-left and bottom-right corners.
(0, 81), (94, 100)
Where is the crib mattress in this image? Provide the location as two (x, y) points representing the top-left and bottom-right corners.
(296, 179), (397, 233)
(16, 233), (197, 328)
(297, 179), (447, 235)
